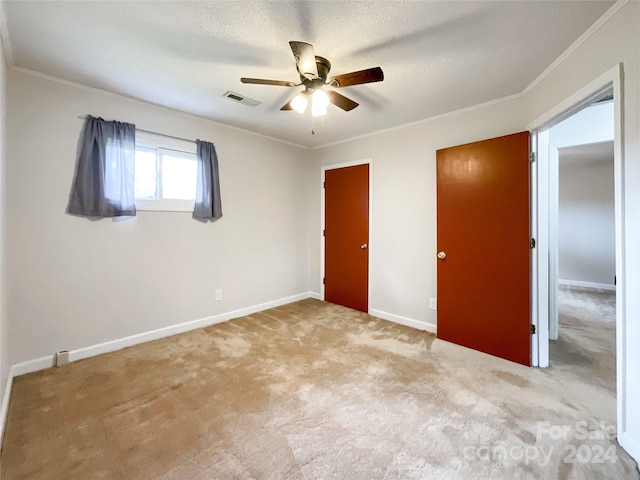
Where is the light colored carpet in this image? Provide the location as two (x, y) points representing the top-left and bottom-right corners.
(1, 298), (637, 479)
(550, 286), (617, 416)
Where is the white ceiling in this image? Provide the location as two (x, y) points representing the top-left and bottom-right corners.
(2, 1), (614, 148)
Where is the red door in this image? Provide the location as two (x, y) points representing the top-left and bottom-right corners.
(436, 132), (531, 365)
(324, 164), (369, 312)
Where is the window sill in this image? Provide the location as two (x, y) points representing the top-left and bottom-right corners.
(135, 199), (195, 212)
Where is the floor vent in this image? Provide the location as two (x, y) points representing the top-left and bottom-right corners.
(223, 91), (261, 107)
(55, 350), (70, 367)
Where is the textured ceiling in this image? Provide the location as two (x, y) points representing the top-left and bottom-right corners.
(3, 1), (614, 148)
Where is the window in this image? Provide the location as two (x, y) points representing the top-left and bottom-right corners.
(134, 131), (197, 212)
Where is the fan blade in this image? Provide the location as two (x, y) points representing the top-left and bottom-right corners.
(241, 78), (296, 87)
(327, 90), (359, 111)
(289, 41), (318, 80)
(280, 101), (293, 111)
(329, 67), (384, 88)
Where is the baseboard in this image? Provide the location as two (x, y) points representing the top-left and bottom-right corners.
(621, 431), (640, 467)
(308, 291), (322, 300)
(12, 356), (54, 376)
(0, 365), (15, 450)
(370, 309), (437, 334)
(558, 279), (616, 291)
(11, 291), (319, 378)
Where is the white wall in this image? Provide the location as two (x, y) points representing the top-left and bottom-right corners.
(551, 101), (615, 288)
(558, 157), (615, 285)
(0, 14), (8, 438)
(310, 0), (640, 462)
(549, 101), (614, 148)
(6, 70), (313, 365)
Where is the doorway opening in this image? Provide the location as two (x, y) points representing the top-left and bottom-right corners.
(529, 64), (624, 438)
(549, 95), (617, 420)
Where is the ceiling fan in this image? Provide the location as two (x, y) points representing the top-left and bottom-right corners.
(241, 41), (384, 116)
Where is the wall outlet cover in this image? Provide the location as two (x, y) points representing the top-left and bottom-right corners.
(429, 298), (437, 310)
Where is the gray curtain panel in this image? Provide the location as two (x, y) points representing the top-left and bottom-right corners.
(68, 116), (136, 217)
(193, 140), (223, 221)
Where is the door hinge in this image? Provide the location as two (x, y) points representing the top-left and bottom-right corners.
(530, 152), (536, 163)
(323, 277), (325, 285)
(530, 238), (536, 249)
(531, 324), (536, 335)
(323, 229), (325, 237)
(323, 181), (326, 188)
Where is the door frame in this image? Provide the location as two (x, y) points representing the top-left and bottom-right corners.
(528, 64), (624, 439)
(320, 159), (373, 312)
(532, 133), (561, 348)
(548, 144), (561, 343)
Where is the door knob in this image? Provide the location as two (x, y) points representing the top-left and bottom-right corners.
(361, 243), (368, 249)
(437, 251), (446, 259)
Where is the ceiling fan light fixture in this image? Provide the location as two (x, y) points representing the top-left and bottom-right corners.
(312, 89), (329, 117)
(243, 41), (384, 118)
(291, 92), (308, 114)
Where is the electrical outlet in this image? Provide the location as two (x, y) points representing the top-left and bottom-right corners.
(215, 289), (223, 301)
(429, 298), (437, 310)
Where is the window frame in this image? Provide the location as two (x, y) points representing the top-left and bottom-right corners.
(134, 131), (197, 212)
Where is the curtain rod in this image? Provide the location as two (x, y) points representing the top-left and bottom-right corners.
(78, 115), (195, 144)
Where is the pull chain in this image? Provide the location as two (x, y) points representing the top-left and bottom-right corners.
(311, 115), (326, 135)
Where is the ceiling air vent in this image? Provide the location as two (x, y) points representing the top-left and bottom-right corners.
(223, 91), (261, 107)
